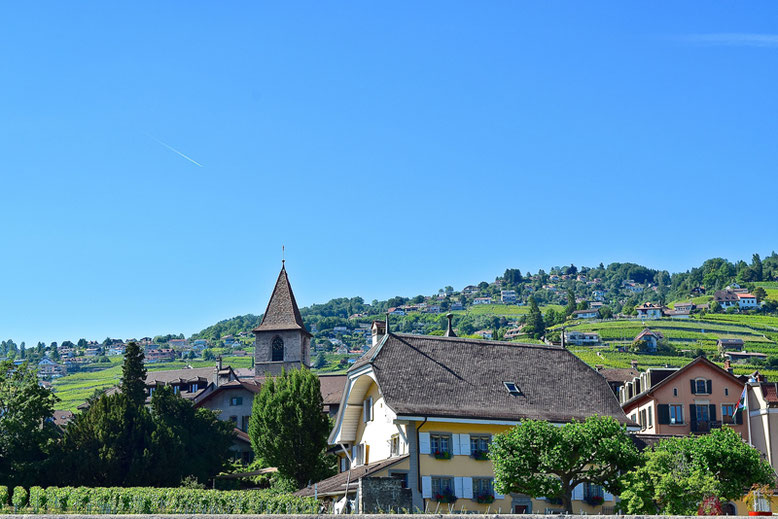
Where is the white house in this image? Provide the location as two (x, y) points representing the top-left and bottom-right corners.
(473, 297), (492, 305)
(572, 309), (599, 319)
(737, 293), (759, 309)
(636, 302), (663, 319)
(500, 290), (517, 304)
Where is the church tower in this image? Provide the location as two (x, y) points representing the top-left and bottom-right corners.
(253, 263), (312, 376)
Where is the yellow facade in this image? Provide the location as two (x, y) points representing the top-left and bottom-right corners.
(333, 377), (614, 513)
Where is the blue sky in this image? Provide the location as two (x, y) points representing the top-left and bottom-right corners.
(1, 2), (776, 345)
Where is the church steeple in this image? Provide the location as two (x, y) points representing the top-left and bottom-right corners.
(253, 264), (311, 376)
(252, 264), (310, 336)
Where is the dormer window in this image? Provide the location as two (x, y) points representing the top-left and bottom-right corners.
(504, 382), (522, 395)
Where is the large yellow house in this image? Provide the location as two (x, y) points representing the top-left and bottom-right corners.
(299, 319), (632, 513)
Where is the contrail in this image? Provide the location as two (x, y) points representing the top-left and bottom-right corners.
(149, 136), (204, 167)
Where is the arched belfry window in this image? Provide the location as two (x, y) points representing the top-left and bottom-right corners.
(271, 336), (284, 362)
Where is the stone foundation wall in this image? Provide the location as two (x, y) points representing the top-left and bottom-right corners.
(358, 476), (413, 513)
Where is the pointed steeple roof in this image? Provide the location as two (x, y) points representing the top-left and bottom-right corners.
(253, 265), (311, 336)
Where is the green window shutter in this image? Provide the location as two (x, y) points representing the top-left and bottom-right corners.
(707, 380), (712, 394)
(689, 404), (697, 425)
(658, 404), (670, 425)
(709, 404), (716, 421)
(690, 380), (696, 394)
(735, 409), (744, 425)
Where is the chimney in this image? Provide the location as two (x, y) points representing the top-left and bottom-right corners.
(631, 360), (639, 370)
(214, 356), (223, 387)
(560, 327), (566, 349)
(371, 320), (386, 347)
(724, 359), (733, 374)
(444, 313), (457, 337)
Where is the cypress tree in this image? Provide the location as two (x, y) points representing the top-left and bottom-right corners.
(121, 342), (147, 406)
(248, 368), (334, 488)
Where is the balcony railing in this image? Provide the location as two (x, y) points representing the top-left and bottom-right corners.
(691, 420), (723, 433)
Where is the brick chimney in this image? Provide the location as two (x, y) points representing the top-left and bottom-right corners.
(724, 359), (733, 374)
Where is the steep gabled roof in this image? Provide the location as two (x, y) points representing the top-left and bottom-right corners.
(350, 333), (630, 424)
(252, 265), (311, 336)
(622, 356), (744, 408)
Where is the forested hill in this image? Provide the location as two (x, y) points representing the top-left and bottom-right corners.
(188, 252), (778, 343)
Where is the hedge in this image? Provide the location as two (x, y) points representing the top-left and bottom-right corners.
(9, 486), (317, 514)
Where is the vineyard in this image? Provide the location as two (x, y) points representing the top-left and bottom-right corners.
(0, 486), (317, 515)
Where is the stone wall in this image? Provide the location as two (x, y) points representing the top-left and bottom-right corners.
(358, 476), (412, 513)
(254, 329), (310, 376)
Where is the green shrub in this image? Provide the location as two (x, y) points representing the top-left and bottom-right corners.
(0, 486), (8, 507)
(12, 486), (28, 509)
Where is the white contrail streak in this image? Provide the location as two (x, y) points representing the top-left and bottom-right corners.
(150, 136), (204, 167)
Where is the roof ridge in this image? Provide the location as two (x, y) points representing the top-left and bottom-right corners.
(392, 332), (562, 350)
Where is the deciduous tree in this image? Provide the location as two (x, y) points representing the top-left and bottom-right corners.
(490, 416), (640, 513)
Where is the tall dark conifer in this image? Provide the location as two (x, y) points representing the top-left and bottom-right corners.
(121, 342), (147, 406)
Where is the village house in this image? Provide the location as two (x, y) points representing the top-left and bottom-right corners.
(503, 327), (524, 340)
(635, 302), (663, 319)
(473, 297), (492, 305)
(717, 338), (744, 351)
(726, 351), (768, 364)
(674, 302), (694, 313)
(619, 357), (746, 436)
(37, 357), (66, 378)
(169, 339), (189, 348)
(299, 321), (632, 513)
(597, 363), (640, 396)
(737, 292), (759, 309)
(714, 290), (740, 309)
(662, 308), (690, 319)
(500, 290), (517, 304)
(144, 348), (176, 363)
(633, 328), (664, 353)
(591, 289), (606, 301)
(564, 331), (600, 346)
(743, 372), (778, 475)
(387, 307), (406, 316)
(462, 285), (478, 295)
(450, 302), (464, 311)
(572, 308), (598, 319)
(474, 329), (493, 339)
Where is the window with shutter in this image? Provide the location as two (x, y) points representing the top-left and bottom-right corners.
(690, 379), (697, 394)
(658, 404), (670, 425)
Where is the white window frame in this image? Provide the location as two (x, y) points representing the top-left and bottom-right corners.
(695, 378), (709, 394)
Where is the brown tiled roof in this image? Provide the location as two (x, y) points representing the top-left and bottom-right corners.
(598, 367), (639, 383)
(635, 328), (663, 342)
(295, 455), (409, 497)
(253, 266), (311, 335)
(352, 333), (630, 424)
(194, 380), (261, 407)
(761, 383), (778, 404)
(715, 290), (738, 302)
(145, 366), (217, 385)
(319, 374), (347, 405)
(52, 409), (75, 428)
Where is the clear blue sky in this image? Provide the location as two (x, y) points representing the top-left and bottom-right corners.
(1, 2), (776, 345)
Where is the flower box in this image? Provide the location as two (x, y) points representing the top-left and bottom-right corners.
(433, 450), (452, 460)
(433, 489), (457, 503)
(471, 450), (489, 461)
(474, 492), (495, 504)
(585, 495), (604, 506)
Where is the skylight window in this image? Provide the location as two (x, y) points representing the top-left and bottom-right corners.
(504, 381), (522, 395)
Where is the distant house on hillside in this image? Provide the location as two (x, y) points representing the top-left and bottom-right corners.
(636, 302), (663, 319)
(387, 307), (406, 316)
(474, 329), (494, 339)
(663, 308), (690, 319)
(737, 293), (759, 309)
(451, 302), (464, 311)
(564, 331), (600, 346)
(674, 302), (694, 313)
(473, 297), (492, 305)
(572, 308), (598, 319)
(633, 328), (664, 353)
(591, 289), (606, 301)
(500, 290), (517, 304)
(717, 338), (744, 351)
(714, 290), (739, 309)
(726, 351), (767, 364)
(462, 285), (478, 295)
